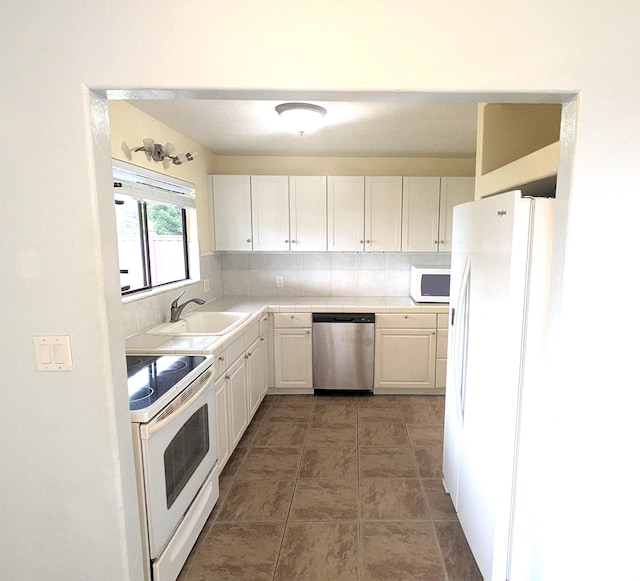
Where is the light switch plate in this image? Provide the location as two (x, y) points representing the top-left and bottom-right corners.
(33, 335), (73, 371)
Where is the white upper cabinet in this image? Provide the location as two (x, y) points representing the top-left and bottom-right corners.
(365, 176), (403, 252)
(250, 175), (290, 251)
(401, 176), (474, 252)
(438, 177), (474, 251)
(212, 175), (252, 251)
(402, 177), (441, 252)
(327, 176), (365, 251)
(288, 176), (327, 251)
(212, 173), (472, 253)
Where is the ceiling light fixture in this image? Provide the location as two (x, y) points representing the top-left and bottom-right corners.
(275, 102), (327, 135)
(133, 138), (197, 165)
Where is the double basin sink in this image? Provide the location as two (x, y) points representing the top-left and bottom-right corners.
(149, 311), (251, 337)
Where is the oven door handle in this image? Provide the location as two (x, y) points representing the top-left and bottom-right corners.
(141, 371), (213, 439)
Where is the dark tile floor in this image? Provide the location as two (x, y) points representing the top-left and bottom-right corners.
(178, 394), (482, 581)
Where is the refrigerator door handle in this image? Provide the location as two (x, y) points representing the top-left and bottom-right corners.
(453, 258), (471, 425)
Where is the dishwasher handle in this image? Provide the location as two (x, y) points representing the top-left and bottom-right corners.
(312, 313), (375, 324)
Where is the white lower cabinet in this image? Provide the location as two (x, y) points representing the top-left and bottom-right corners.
(213, 373), (230, 473)
(435, 313), (449, 389)
(212, 316), (269, 475)
(374, 313), (438, 392)
(246, 335), (267, 417)
(226, 354), (248, 449)
(272, 313), (313, 391)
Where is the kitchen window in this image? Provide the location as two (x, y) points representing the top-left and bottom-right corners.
(113, 160), (197, 296)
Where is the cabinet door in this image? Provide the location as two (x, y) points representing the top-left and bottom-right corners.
(327, 176), (365, 251)
(251, 175), (290, 251)
(365, 176), (403, 251)
(246, 337), (267, 418)
(214, 375), (230, 474)
(273, 328), (313, 389)
(438, 177), (475, 251)
(289, 176), (327, 251)
(374, 328), (437, 389)
(401, 177), (441, 252)
(227, 355), (248, 448)
(212, 175), (253, 251)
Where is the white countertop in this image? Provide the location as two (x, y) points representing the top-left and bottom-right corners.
(125, 295), (449, 355)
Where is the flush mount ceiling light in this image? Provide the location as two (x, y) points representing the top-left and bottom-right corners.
(275, 102), (327, 135)
(133, 138), (197, 165)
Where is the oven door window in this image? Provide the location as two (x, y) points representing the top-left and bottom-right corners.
(164, 404), (210, 509)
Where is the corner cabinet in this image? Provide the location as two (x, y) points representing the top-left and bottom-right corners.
(211, 175), (253, 251)
(374, 313), (438, 393)
(401, 176), (474, 252)
(272, 313), (313, 393)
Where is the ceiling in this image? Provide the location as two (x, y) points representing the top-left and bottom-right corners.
(130, 99), (478, 159)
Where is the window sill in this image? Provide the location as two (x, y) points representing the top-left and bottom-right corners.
(121, 279), (201, 305)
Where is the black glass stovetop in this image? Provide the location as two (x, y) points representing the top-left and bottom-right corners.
(126, 354), (208, 414)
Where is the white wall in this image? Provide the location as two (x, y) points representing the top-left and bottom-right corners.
(1, 2), (639, 580)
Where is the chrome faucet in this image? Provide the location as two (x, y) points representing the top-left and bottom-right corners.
(170, 291), (205, 322)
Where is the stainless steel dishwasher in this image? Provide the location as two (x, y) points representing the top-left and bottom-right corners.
(312, 313), (375, 391)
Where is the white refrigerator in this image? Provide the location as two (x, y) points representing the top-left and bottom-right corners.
(442, 190), (555, 580)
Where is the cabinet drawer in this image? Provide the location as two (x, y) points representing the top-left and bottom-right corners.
(227, 335), (246, 364)
(437, 313), (449, 329)
(436, 329), (448, 358)
(376, 313), (436, 329)
(212, 347), (228, 379)
(273, 312), (312, 328)
(244, 321), (259, 346)
(259, 313), (270, 337)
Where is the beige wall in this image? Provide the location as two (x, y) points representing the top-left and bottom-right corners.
(108, 101), (216, 252)
(478, 103), (562, 175)
(210, 154), (475, 177)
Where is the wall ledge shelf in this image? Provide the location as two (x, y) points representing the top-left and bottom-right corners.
(476, 141), (559, 198)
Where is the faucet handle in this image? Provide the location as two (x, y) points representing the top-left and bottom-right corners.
(171, 290), (185, 307)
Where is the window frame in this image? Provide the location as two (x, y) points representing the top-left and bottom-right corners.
(113, 159), (198, 299)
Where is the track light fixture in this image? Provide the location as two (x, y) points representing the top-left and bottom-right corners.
(133, 138), (197, 165)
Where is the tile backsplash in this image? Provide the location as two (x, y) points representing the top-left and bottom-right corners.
(121, 251), (449, 337)
(221, 252), (450, 297)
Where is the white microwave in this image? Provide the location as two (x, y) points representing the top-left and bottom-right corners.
(410, 266), (451, 303)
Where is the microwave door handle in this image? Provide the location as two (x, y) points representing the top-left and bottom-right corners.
(141, 371), (213, 439)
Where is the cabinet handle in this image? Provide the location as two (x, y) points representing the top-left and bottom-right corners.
(306, 330), (310, 334)
(246, 239), (251, 243)
(285, 239), (289, 243)
(225, 375), (230, 380)
(366, 239), (371, 244)
(404, 315), (408, 319)
(434, 240), (439, 244)
(359, 240), (364, 244)
(439, 240), (445, 244)
(260, 337), (265, 342)
(290, 315), (295, 319)
(291, 240), (297, 244)
(218, 356), (225, 361)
